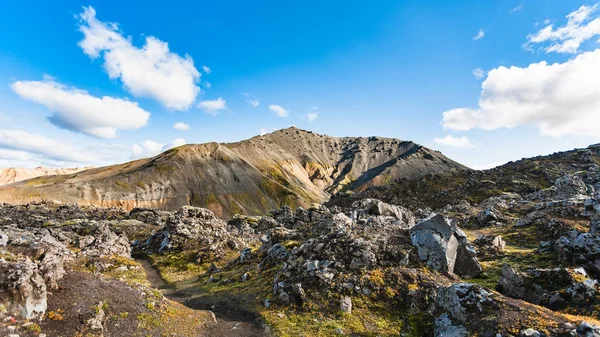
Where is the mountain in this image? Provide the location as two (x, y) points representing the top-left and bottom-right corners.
(0, 167), (92, 186)
(329, 143), (600, 211)
(0, 127), (468, 217)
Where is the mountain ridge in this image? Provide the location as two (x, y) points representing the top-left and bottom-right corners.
(0, 166), (92, 187)
(0, 127), (468, 217)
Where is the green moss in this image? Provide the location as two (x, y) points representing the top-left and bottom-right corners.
(137, 313), (160, 330)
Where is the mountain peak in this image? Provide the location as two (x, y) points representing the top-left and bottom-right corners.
(0, 130), (467, 217)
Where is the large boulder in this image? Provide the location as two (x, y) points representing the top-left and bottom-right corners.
(351, 199), (415, 228)
(80, 223), (131, 258)
(555, 174), (589, 201)
(437, 283), (497, 324)
(498, 265), (599, 313)
(0, 257), (47, 320)
(410, 215), (481, 278)
(411, 214), (459, 273)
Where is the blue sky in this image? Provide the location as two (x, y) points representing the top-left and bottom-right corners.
(1, 0), (600, 169)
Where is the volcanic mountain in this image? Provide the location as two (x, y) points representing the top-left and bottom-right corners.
(0, 127), (468, 217)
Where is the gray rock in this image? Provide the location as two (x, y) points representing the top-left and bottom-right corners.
(0, 229), (7, 246)
(410, 214), (459, 273)
(437, 283), (496, 324)
(555, 174), (588, 201)
(520, 328), (541, 337)
(454, 244), (483, 279)
(578, 321), (600, 337)
(434, 313), (468, 337)
(477, 207), (498, 226)
(351, 199), (415, 227)
(340, 296), (352, 314)
(0, 257), (47, 320)
(267, 243), (289, 261)
(86, 302), (106, 331)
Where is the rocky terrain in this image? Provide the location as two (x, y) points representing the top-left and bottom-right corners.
(0, 127), (466, 218)
(0, 167), (91, 187)
(3, 137), (600, 336)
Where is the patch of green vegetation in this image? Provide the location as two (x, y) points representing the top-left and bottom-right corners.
(148, 249), (238, 283)
(115, 181), (129, 189)
(24, 322), (42, 334)
(137, 312), (160, 330)
(154, 163), (176, 174)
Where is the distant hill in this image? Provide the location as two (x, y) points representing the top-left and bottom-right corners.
(0, 127), (468, 218)
(0, 167), (92, 186)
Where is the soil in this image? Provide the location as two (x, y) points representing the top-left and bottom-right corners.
(140, 259), (269, 337)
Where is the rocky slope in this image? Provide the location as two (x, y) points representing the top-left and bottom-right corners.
(329, 143), (600, 211)
(0, 127), (467, 218)
(0, 167), (91, 186)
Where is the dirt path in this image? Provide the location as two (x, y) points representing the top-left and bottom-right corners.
(139, 260), (269, 337)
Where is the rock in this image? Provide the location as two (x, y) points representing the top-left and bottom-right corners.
(0, 257), (47, 320)
(454, 244), (483, 279)
(434, 313), (468, 337)
(410, 214), (459, 274)
(0, 229), (7, 246)
(81, 223), (131, 258)
(555, 174), (588, 200)
(437, 283), (497, 324)
(278, 291), (290, 303)
(267, 243), (289, 261)
(477, 207), (498, 226)
(498, 265), (598, 312)
(411, 215), (481, 277)
(236, 248), (254, 264)
(313, 213), (353, 235)
(271, 206), (295, 227)
(86, 302), (105, 331)
(292, 283), (306, 302)
(256, 217), (280, 232)
(39, 248), (69, 289)
(520, 328), (541, 337)
(351, 199), (415, 227)
(578, 321), (600, 336)
(498, 265), (525, 300)
(340, 296), (352, 314)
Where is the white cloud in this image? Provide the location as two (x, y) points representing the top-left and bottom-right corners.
(307, 112), (318, 122)
(472, 68), (485, 79)
(433, 135), (474, 148)
(202, 65), (211, 74)
(242, 93), (260, 107)
(131, 138), (186, 159)
(202, 82), (212, 89)
(198, 97), (227, 115)
(526, 4), (600, 54)
(269, 104), (289, 117)
(0, 130), (112, 164)
(173, 122), (190, 131)
(510, 4), (523, 13)
(78, 6), (200, 110)
(259, 128), (269, 136)
(473, 29), (485, 41)
(0, 148), (34, 161)
(441, 49), (600, 138)
(11, 77), (150, 138)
